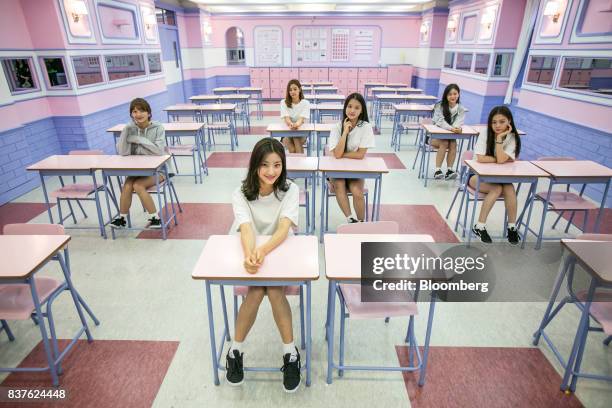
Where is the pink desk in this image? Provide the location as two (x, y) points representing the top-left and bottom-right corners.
(287, 156), (319, 234)
(188, 95), (220, 104)
(323, 233), (436, 385)
(391, 104), (434, 151)
(213, 87), (238, 95)
(464, 160), (549, 246)
(314, 123), (336, 158)
(313, 86), (338, 94)
(318, 156), (389, 241)
(302, 81), (334, 88)
(0, 235), (93, 386)
(395, 87), (423, 94)
(238, 87), (264, 119)
(528, 160), (612, 249)
(312, 103), (343, 123)
(266, 123), (316, 156)
(303, 93), (345, 104)
(418, 124), (480, 186)
(534, 239), (612, 392)
(198, 104), (238, 151)
(192, 235), (319, 386)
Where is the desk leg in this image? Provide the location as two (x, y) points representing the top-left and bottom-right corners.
(205, 281), (221, 385)
(102, 173), (116, 240)
(307, 132), (312, 156)
(311, 172), (316, 235)
(154, 172), (167, 240)
(320, 172), (327, 243)
(594, 179), (610, 233)
(326, 280), (337, 384)
(418, 292), (437, 386)
(28, 277), (59, 386)
(375, 175), (383, 221)
(39, 173), (54, 224)
(91, 172), (107, 239)
(306, 281), (312, 386)
(536, 183), (554, 250)
(521, 182), (538, 249)
(467, 176), (481, 245)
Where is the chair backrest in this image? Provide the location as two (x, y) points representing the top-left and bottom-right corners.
(287, 152), (307, 157)
(576, 233), (612, 241)
(536, 156), (576, 161)
(462, 150), (474, 161)
(3, 223), (65, 235)
(69, 150), (104, 155)
(337, 221), (399, 234)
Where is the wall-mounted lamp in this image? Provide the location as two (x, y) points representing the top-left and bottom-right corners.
(481, 12), (495, 30)
(69, 0), (88, 23)
(447, 19), (457, 33)
(543, 0), (561, 23)
(420, 22), (429, 37)
(144, 13), (157, 31)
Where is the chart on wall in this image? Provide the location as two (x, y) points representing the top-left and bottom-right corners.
(254, 26), (283, 66)
(292, 26), (380, 66)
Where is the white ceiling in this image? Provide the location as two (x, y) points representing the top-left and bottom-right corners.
(186, 0), (440, 14)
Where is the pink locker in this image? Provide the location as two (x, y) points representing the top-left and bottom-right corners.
(317, 68), (328, 80)
(346, 78), (358, 95)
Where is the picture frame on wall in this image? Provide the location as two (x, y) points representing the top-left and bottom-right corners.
(254, 26), (283, 66)
(94, 0), (142, 44)
(57, 0), (97, 44)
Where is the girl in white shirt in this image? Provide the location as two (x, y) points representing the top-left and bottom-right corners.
(328, 93), (375, 223)
(431, 83), (466, 180)
(469, 106), (522, 245)
(227, 138), (301, 392)
(280, 79), (311, 154)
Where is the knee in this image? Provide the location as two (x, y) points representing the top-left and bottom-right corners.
(449, 141), (457, 150)
(491, 185), (503, 196)
(502, 184), (516, 197)
(349, 185), (364, 199)
(247, 287), (266, 304)
(439, 140), (449, 148)
(132, 182), (146, 194)
(122, 180), (134, 193)
(333, 180), (346, 194)
(266, 286), (284, 302)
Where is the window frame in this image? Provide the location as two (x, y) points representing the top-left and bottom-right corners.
(1, 57), (41, 95)
(38, 56), (72, 90)
(71, 55), (106, 88)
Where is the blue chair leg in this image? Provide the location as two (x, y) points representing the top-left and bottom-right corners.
(233, 294), (239, 324)
(564, 211), (577, 234)
(45, 293), (63, 375)
(551, 210), (564, 229)
(76, 200), (88, 219)
(604, 335), (612, 346)
(1, 320), (15, 341)
(407, 315), (415, 367)
(299, 286), (306, 350)
(65, 199), (78, 224)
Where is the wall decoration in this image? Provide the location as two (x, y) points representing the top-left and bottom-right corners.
(331, 28), (350, 61)
(254, 26), (283, 66)
(59, 0), (96, 44)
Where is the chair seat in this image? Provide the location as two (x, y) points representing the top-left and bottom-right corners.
(399, 122), (421, 130)
(146, 180), (168, 193)
(50, 184), (100, 199)
(0, 278), (63, 320)
(299, 189), (307, 206)
(233, 285), (300, 297)
(206, 122), (231, 129)
(536, 191), (598, 211)
(576, 290), (612, 335)
(167, 145), (196, 155)
(339, 284), (417, 319)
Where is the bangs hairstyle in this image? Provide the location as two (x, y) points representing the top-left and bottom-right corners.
(241, 138), (289, 201)
(129, 97), (152, 120)
(285, 79), (304, 108)
(440, 83), (460, 125)
(486, 105), (521, 158)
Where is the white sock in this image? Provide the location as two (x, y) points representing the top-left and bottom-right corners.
(229, 341), (243, 356)
(476, 222), (486, 230)
(508, 222), (516, 230)
(283, 342), (297, 362)
(120, 213), (127, 219)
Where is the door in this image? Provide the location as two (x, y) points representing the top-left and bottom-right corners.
(158, 24), (186, 103)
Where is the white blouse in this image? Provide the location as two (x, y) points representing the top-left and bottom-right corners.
(280, 99), (311, 123)
(328, 121), (375, 153)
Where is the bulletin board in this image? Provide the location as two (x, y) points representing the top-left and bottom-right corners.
(254, 26), (283, 66)
(292, 26), (381, 66)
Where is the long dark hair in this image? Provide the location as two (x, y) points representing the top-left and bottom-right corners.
(439, 83), (460, 125)
(340, 93), (369, 152)
(241, 138), (289, 201)
(486, 106), (521, 158)
(284, 79), (304, 109)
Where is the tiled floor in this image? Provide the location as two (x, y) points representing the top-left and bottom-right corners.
(0, 102), (610, 408)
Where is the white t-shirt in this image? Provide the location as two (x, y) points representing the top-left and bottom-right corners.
(231, 181), (299, 235)
(328, 121), (375, 153)
(474, 131), (518, 160)
(280, 99), (311, 123)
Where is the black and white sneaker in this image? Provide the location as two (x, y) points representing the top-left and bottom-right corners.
(110, 216), (126, 229)
(472, 226), (493, 244)
(348, 217), (359, 223)
(445, 169), (457, 180)
(281, 348), (301, 393)
(146, 216), (162, 229)
(507, 227), (521, 246)
(433, 170), (444, 179)
(226, 350), (244, 386)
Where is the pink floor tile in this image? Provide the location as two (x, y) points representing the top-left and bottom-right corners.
(0, 202), (54, 234)
(559, 208), (612, 234)
(378, 204), (459, 243)
(207, 152), (251, 168)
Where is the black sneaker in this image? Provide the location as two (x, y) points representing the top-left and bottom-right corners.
(472, 226), (493, 244)
(433, 170), (444, 179)
(226, 350), (244, 386)
(146, 216), (162, 229)
(110, 216), (126, 229)
(348, 217), (359, 223)
(281, 348), (301, 393)
(445, 169), (457, 180)
(507, 227), (521, 246)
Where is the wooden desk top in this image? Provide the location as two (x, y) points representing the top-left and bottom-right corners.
(266, 123), (316, 132)
(286, 156), (319, 172)
(318, 156), (389, 173)
(422, 124), (479, 136)
(531, 160), (612, 179)
(0, 235), (71, 280)
(465, 160), (550, 178)
(561, 239), (612, 284)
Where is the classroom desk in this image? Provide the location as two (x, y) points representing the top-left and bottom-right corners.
(218, 95), (251, 132)
(302, 81), (333, 87)
(164, 104), (202, 122)
(464, 160), (549, 245)
(213, 87), (238, 95)
(0, 235), (93, 386)
(395, 87), (423, 95)
(385, 83), (410, 88)
(189, 95), (220, 104)
(191, 235), (319, 386)
(391, 104), (433, 151)
(418, 124), (480, 186)
(323, 233), (436, 385)
(363, 83), (386, 100)
(98, 155), (177, 240)
(533, 239), (612, 392)
(373, 94), (416, 130)
(403, 94), (438, 104)
(266, 123), (316, 156)
(319, 156), (389, 242)
(287, 156), (318, 235)
(106, 122), (208, 184)
(237, 87), (264, 119)
(303, 93), (345, 104)
(313, 86), (338, 94)
(27, 155), (114, 239)
(312, 103), (343, 123)
(198, 104), (239, 151)
(314, 123), (336, 158)
(527, 161), (612, 249)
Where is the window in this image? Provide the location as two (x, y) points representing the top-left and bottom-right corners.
(1, 58), (39, 93)
(98, 4), (138, 40)
(461, 15), (477, 41)
(105, 54), (145, 81)
(526, 56), (558, 85)
(41, 57), (69, 88)
(474, 53), (490, 74)
(147, 53), (162, 74)
(456, 53), (473, 71)
(72, 56), (103, 86)
(226, 27), (245, 66)
(576, 0), (611, 36)
(492, 53), (513, 77)
(155, 7), (176, 26)
(559, 57), (612, 95)
(444, 52), (455, 69)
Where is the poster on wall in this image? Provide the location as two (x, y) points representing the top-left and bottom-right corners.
(331, 28), (350, 62)
(294, 27), (329, 63)
(254, 26), (283, 66)
(292, 26), (380, 65)
(353, 29), (374, 61)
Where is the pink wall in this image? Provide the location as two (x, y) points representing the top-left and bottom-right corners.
(20, 0), (65, 48)
(177, 12), (203, 49)
(415, 67), (441, 79)
(430, 13), (449, 48)
(0, 1), (32, 49)
(496, 0), (525, 48)
(183, 66), (250, 80)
